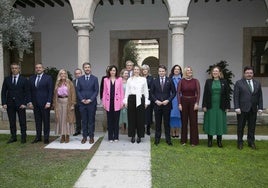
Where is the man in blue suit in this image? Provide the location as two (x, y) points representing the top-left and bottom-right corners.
(28, 63), (53, 144)
(1, 63), (30, 143)
(77, 62), (99, 144)
(150, 65), (176, 146)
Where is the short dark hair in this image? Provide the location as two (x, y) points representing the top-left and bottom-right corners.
(83, 62), (91, 68)
(244, 66), (254, 73)
(158, 64), (167, 71)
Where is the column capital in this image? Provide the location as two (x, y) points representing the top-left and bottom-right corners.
(169, 16), (189, 29)
(72, 19), (94, 31)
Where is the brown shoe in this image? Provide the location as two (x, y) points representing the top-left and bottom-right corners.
(65, 135), (69, 143)
(81, 138), (87, 144)
(89, 137), (94, 144)
(60, 135), (65, 143)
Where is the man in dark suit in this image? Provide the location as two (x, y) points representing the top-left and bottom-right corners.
(150, 65), (176, 146)
(28, 63), (53, 144)
(1, 63), (30, 143)
(234, 66), (263, 150)
(77, 62), (99, 144)
(73, 68), (83, 136)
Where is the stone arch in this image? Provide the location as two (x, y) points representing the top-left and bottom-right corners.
(142, 56), (159, 77)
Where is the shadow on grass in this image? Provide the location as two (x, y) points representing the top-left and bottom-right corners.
(151, 138), (268, 188)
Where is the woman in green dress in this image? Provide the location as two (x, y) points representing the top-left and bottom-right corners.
(202, 66), (230, 147)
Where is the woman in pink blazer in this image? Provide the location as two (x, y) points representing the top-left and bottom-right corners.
(102, 65), (124, 142)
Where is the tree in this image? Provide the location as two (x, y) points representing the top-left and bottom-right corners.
(0, 0), (34, 53)
(122, 40), (139, 67)
(206, 60), (235, 102)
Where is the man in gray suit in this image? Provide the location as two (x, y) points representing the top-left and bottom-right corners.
(234, 66), (263, 150)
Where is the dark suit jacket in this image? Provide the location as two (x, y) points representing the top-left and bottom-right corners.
(234, 78), (263, 112)
(150, 76), (176, 110)
(146, 75), (153, 100)
(77, 74), (99, 106)
(202, 79), (230, 111)
(1, 75), (30, 107)
(29, 74), (53, 107)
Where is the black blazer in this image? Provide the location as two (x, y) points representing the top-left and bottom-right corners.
(150, 76), (176, 110)
(1, 75), (30, 107)
(202, 79), (230, 111)
(146, 75), (153, 100)
(234, 78), (263, 112)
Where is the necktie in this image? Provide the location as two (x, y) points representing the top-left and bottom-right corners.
(161, 77), (164, 91)
(86, 76), (89, 81)
(13, 76), (16, 85)
(247, 80), (253, 93)
(36, 75), (41, 87)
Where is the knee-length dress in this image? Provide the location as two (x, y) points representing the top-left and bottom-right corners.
(203, 80), (227, 135)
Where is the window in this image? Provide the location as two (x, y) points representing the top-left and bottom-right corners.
(251, 37), (268, 77)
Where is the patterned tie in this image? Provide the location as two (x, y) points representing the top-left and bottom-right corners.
(247, 80), (253, 93)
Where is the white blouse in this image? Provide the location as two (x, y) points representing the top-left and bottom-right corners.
(123, 76), (150, 107)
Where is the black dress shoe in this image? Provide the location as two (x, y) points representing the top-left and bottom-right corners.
(131, 137), (135, 143)
(31, 138), (41, 144)
(154, 139), (160, 146)
(248, 143), (256, 150)
(137, 137), (141, 144)
(238, 144), (243, 150)
(21, 138), (26, 144)
(7, 138), (17, 144)
(167, 141), (173, 146)
(44, 139), (49, 144)
(146, 127), (150, 136)
(73, 132), (81, 136)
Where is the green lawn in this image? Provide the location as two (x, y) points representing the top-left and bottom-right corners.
(151, 139), (268, 188)
(1, 133), (268, 188)
(0, 134), (102, 188)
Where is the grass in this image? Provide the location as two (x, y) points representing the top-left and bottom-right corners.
(151, 139), (268, 188)
(0, 120), (268, 188)
(0, 134), (102, 188)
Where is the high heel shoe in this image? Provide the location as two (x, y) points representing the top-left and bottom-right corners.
(131, 137), (135, 143)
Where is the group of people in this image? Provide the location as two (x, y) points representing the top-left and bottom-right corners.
(101, 62), (263, 150)
(1, 61), (263, 150)
(1, 62), (98, 145)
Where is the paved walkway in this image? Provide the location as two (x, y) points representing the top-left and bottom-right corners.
(74, 134), (151, 188)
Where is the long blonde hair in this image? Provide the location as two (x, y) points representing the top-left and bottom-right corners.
(55, 69), (71, 89)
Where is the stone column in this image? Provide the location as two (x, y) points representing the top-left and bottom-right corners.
(0, 34), (4, 95)
(72, 19), (94, 69)
(169, 17), (189, 68)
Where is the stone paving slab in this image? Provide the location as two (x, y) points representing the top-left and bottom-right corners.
(74, 134), (151, 188)
(45, 136), (100, 150)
